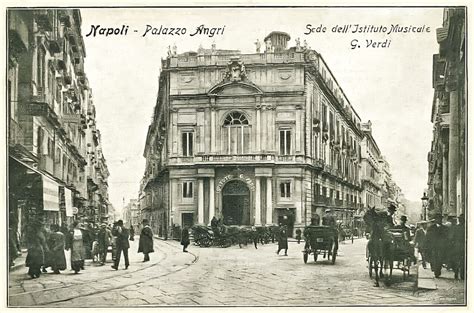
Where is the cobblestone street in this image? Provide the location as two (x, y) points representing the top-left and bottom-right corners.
(8, 237), (465, 307)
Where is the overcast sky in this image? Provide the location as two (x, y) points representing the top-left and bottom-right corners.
(80, 7), (443, 212)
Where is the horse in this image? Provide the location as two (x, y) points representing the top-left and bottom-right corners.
(364, 207), (394, 287)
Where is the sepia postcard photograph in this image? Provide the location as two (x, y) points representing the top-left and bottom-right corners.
(4, 2), (470, 309)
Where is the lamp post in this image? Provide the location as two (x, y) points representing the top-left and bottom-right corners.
(421, 192), (429, 221)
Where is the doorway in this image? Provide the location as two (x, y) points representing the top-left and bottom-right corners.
(222, 180), (250, 225)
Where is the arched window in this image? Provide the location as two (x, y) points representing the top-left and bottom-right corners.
(222, 112), (250, 154)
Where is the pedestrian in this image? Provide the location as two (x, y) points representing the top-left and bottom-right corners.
(451, 214), (465, 280)
(414, 222), (428, 269)
(138, 219), (154, 262)
(181, 226), (190, 252)
(129, 225), (135, 241)
(276, 224), (288, 256)
(97, 223), (112, 265)
(42, 224), (52, 273)
(9, 212), (20, 268)
(25, 218), (48, 279)
(48, 224), (67, 274)
(426, 213), (448, 278)
(295, 229), (302, 244)
(111, 220), (130, 270)
(66, 221), (86, 274)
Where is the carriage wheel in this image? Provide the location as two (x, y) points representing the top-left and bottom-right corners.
(314, 252), (318, 262)
(368, 256), (373, 278)
(331, 247), (337, 264)
(303, 252), (308, 264)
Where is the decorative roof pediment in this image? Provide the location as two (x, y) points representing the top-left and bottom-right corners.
(208, 57), (263, 96)
(208, 81), (263, 96)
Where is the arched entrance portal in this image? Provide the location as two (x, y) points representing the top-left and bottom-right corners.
(222, 180), (250, 225)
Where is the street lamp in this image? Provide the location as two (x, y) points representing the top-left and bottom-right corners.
(421, 192), (429, 221)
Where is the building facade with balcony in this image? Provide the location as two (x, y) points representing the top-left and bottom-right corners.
(140, 32), (386, 237)
(8, 9), (111, 244)
(360, 121), (383, 209)
(427, 8), (466, 218)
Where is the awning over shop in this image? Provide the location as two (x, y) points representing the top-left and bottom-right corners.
(65, 187), (74, 217)
(42, 175), (59, 211)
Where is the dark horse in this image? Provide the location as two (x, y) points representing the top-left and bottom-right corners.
(364, 207), (394, 287)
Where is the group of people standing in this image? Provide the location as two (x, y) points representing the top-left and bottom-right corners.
(414, 213), (465, 279)
(23, 218), (157, 278)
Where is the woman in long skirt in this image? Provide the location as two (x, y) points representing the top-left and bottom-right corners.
(66, 221), (85, 274)
(49, 224), (67, 274)
(25, 220), (48, 279)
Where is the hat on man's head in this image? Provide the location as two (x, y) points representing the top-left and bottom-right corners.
(400, 215), (407, 222)
(117, 220), (124, 226)
(325, 209), (331, 213)
(388, 204), (397, 212)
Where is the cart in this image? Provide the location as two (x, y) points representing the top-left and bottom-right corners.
(302, 225), (338, 264)
(191, 225), (214, 247)
(387, 228), (413, 280)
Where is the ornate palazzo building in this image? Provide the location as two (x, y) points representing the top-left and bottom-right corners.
(141, 32), (396, 236)
(427, 8), (466, 218)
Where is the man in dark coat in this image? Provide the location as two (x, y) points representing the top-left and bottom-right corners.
(111, 220), (130, 270)
(97, 223), (112, 265)
(181, 226), (190, 252)
(426, 213), (448, 278)
(451, 214), (465, 280)
(414, 222), (428, 268)
(138, 219), (154, 262)
(276, 224), (288, 256)
(386, 204), (397, 227)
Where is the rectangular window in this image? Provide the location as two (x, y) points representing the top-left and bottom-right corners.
(181, 131), (194, 156)
(279, 129), (292, 155)
(182, 181), (193, 199)
(280, 182), (291, 198)
(314, 183), (320, 199)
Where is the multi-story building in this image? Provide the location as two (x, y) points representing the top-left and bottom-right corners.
(427, 8), (466, 218)
(122, 199), (140, 228)
(360, 121), (382, 209)
(140, 31), (378, 237)
(8, 9), (111, 244)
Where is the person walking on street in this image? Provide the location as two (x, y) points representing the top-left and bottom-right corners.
(138, 219), (154, 262)
(276, 224), (288, 256)
(48, 224), (67, 274)
(181, 226), (190, 252)
(451, 214), (465, 280)
(426, 213), (448, 278)
(111, 220), (130, 270)
(129, 225), (135, 241)
(66, 221), (86, 274)
(25, 219), (48, 279)
(97, 223), (112, 265)
(414, 222), (428, 269)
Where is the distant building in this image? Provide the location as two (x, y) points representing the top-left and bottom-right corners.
(140, 31), (399, 237)
(427, 8), (466, 218)
(8, 9), (110, 245)
(122, 199), (140, 228)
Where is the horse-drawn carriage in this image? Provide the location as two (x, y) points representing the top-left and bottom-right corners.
(302, 226), (338, 264)
(364, 208), (414, 286)
(191, 224), (262, 248)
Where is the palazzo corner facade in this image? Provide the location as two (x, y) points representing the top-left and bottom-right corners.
(140, 31), (401, 237)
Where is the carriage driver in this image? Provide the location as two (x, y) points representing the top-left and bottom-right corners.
(322, 209), (336, 227)
(386, 204), (397, 227)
